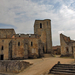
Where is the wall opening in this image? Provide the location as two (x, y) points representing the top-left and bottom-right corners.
(40, 23), (42, 28)
(19, 34), (20, 37)
(18, 42), (20, 46)
(66, 47), (69, 53)
(1, 46), (4, 50)
(1, 55), (4, 60)
(29, 34), (31, 37)
(31, 42), (33, 46)
(56, 53), (57, 55)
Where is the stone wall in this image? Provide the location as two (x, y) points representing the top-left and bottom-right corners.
(0, 39), (12, 60)
(0, 36), (43, 60)
(0, 19), (51, 60)
(0, 29), (16, 38)
(34, 19), (52, 53)
(52, 46), (61, 55)
(60, 33), (74, 56)
(11, 37), (43, 59)
(0, 60), (31, 73)
(12, 34), (39, 38)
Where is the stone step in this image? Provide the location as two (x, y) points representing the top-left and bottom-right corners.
(55, 64), (75, 66)
(53, 68), (75, 71)
(51, 71), (74, 75)
(54, 66), (75, 68)
(54, 66), (75, 69)
(49, 62), (75, 75)
(52, 69), (75, 73)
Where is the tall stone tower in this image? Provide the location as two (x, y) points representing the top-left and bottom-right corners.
(34, 19), (52, 53)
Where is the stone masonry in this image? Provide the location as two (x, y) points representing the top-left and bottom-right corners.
(34, 19), (52, 53)
(0, 60), (31, 73)
(0, 19), (52, 60)
(60, 33), (75, 57)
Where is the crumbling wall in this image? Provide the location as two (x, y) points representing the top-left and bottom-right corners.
(52, 46), (61, 55)
(0, 29), (16, 38)
(60, 33), (73, 56)
(12, 38), (27, 59)
(0, 60), (31, 73)
(12, 37), (42, 59)
(28, 38), (41, 58)
(12, 34), (39, 38)
(0, 39), (13, 60)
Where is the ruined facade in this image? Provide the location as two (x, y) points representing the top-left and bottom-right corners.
(0, 19), (52, 60)
(60, 33), (75, 56)
(34, 19), (52, 53)
(52, 46), (61, 55)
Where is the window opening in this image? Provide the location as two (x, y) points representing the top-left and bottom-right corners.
(18, 42), (20, 46)
(40, 23), (42, 28)
(31, 42), (33, 46)
(66, 47), (69, 53)
(1, 46), (4, 50)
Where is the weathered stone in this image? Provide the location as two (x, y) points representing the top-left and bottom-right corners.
(52, 46), (61, 55)
(34, 19), (52, 53)
(49, 62), (75, 75)
(0, 60), (31, 73)
(0, 19), (52, 60)
(60, 33), (75, 57)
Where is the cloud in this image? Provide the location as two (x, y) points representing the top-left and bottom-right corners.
(0, 0), (75, 45)
(0, 23), (17, 29)
(58, 31), (64, 34)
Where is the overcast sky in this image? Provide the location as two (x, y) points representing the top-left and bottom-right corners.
(0, 0), (75, 46)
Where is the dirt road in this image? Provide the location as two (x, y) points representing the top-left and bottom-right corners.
(17, 57), (74, 75)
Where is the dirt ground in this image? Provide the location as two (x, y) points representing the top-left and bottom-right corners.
(17, 57), (74, 75)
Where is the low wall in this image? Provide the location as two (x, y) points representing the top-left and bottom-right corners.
(0, 60), (31, 73)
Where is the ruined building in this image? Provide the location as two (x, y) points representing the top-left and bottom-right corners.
(0, 19), (52, 60)
(52, 46), (61, 55)
(60, 33), (75, 56)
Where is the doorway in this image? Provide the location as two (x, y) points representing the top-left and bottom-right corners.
(1, 55), (4, 60)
